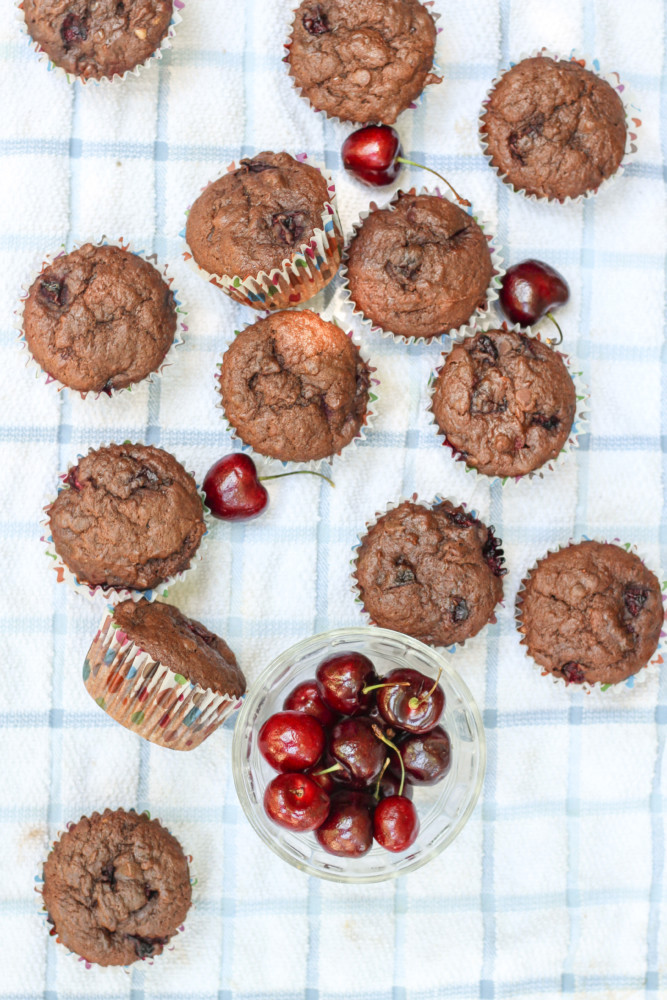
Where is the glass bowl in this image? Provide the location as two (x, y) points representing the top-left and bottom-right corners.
(232, 627), (486, 883)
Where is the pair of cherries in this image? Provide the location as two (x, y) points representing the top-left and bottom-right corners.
(258, 652), (450, 857)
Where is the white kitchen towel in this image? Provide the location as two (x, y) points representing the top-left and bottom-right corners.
(0, 0), (666, 998)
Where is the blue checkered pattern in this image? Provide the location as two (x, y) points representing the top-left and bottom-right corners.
(1, 0), (666, 997)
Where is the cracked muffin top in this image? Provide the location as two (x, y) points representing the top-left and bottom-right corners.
(47, 444), (206, 591)
(518, 541), (663, 686)
(345, 193), (493, 339)
(23, 244), (177, 394)
(24, 0), (174, 81)
(112, 599), (246, 697)
(480, 56), (627, 201)
(431, 327), (577, 478)
(354, 500), (506, 647)
(218, 310), (371, 463)
(185, 152), (332, 280)
(42, 808), (191, 966)
(287, 0), (440, 124)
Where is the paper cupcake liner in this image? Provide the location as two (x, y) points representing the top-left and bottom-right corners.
(82, 609), (243, 750)
(339, 186), (505, 346)
(16, 0), (184, 86)
(15, 236), (186, 401)
(40, 442), (211, 605)
(478, 47), (641, 206)
(215, 304), (380, 474)
(282, 2), (443, 127)
(350, 494), (506, 654)
(515, 538), (667, 694)
(181, 154), (343, 312)
(35, 810), (196, 969)
(425, 318), (589, 486)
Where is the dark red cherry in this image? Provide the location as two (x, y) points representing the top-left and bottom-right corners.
(203, 454), (268, 522)
(315, 652), (378, 716)
(329, 717), (386, 786)
(264, 773), (330, 832)
(304, 766), (338, 794)
(257, 710), (325, 772)
(373, 795), (420, 852)
(315, 790), (374, 857)
(499, 259), (569, 333)
(61, 13), (87, 45)
(283, 680), (337, 727)
(391, 726), (451, 785)
(376, 668), (445, 734)
(560, 662), (586, 685)
(342, 125), (403, 186)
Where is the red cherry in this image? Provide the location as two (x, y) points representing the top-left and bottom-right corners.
(342, 125), (402, 186)
(283, 679), (337, 727)
(376, 668), (445, 734)
(315, 652), (378, 716)
(257, 710), (325, 772)
(315, 790), (374, 858)
(329, 717), (386, 786)
(499, 259), (569, 341)
(373, 795), (420, 852)
(203, 453), (268, 522)
(390, 726), (451, 785)
(263, 773), (330, 832)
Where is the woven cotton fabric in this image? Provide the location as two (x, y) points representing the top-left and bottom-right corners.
(1, 1), (666, 998)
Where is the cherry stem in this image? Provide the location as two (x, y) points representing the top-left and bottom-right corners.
(408, 667), (442, 710)
(396, 157), (471, 208)
(362, 680), (410, 695)
(374, 757), (391, 801)
(313, 763), (342, 777)
(259, 470), (335, 487)
(545, 312), (564, 347)
(372, 724), (406, 797)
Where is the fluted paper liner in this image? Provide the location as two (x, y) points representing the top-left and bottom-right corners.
(478, 47), (641, 205)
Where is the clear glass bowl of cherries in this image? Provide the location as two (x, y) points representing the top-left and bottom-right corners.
(232, 627), (485, 883)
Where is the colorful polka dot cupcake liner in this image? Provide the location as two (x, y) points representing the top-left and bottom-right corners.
(350, 494), (506, 655)
(16, 0), (185, 86)
(515, 538), (667, 695)
(40, 442), (211, 606)
(82, 608), (243, 750)
(15, 236), (187, 401)
(425, 318), (589, 487)
(35, 809), (196, 969)
(282, 1), (443, 127)
(478, 47), (641, 206)
(214, 303), (380, 475)
(339, 186), (505, 346)
(181, 154), (343, 312)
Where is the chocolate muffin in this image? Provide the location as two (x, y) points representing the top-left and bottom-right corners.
(345, 193), (493, 339)
(47, 444), (206, 591)
(23, 244), (177, 394)
(112, 599), (246, 697)
(431, 327), (577, 478)
(218, 310), (371, 463)
(287, 0), (440, 124)
(354, 499), (506, 646)
(42, 809), (191, 966)
(24, 0), (174, 81)
(480, 56), (627, 201)
(186, 153), (333, 280)
(518, 541), (664, 687)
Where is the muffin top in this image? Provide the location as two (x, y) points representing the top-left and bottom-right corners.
(24, 0), (173, 81)
(112, 599), (246, 697)
(519, 541), (663, 686)
(42, 808), (191, 967)
(354, 500), (506, 646)
(431, 327), (577, 478)
(23, 244), (177, 394)
(218, 310), (370, 463)
(481, 56), (627, 201)
(185, 152), (332, 280)
(345, 193), (493, 338)
(287, 0), (439, 125)
(48, 443), (206, 591)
